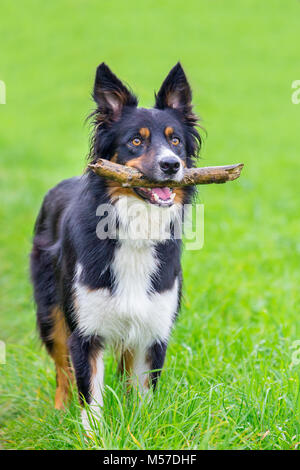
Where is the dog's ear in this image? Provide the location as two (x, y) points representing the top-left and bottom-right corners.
(93, 63), (137, 122)
(155, 62), (197, 125)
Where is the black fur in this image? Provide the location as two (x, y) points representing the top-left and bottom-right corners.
(148, 341), (168, 389)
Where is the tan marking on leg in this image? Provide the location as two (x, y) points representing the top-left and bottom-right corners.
(118, 349), (134, 375)
(118, 349), (134, 393)
(144, 375), (150, 390)
(49, 306), (73, 410)
(119, 349), (151, 393)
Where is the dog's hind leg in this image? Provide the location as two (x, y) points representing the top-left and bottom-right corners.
(36, 300), (73, 410)
(50, 306), (73, 409)
(31, 234), (73, 409)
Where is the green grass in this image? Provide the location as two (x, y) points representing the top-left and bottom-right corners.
(1, 0), (300, 450)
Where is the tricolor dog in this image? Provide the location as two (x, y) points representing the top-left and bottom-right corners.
(30, 62), (201, 429)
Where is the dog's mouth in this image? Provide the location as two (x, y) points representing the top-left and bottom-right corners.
(133, 187), (175, 207)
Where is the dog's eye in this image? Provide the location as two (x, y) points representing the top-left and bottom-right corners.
(132, 137), (142, 146)
(171, 137), (180, 146)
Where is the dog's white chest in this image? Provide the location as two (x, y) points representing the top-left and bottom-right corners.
(74, 240), (178, 349)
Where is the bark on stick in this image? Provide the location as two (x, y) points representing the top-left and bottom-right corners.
(88, 159), (244, 187)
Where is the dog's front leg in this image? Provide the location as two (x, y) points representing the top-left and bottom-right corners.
(69, 331), (104, 432)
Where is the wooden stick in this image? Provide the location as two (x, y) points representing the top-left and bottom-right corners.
(88, 158), (244, 187)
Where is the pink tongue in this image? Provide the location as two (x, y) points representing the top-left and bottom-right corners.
(152, 187), (172, 201)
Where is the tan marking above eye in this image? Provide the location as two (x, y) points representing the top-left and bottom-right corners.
(164, 126), (174, 138)
(132, 137), (142, 146)
(139, 127), (150, 139)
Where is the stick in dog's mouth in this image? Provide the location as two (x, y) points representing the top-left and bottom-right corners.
(88, 159), (244, 191)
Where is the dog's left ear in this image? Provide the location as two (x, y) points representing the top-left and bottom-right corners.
(155, 62), (197, 125)
(93, 63), (137, 122)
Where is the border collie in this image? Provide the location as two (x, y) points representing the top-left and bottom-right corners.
(30, 62), (201, 429)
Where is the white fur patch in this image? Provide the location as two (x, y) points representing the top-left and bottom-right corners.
(74, 195), (180, 350)
(115, 194), (182, 244)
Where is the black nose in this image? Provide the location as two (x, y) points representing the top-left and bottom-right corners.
(159, 157), (181, 175)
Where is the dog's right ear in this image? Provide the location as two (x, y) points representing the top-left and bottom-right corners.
(93, 63), (137, 122)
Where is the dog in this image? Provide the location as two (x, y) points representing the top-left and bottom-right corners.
(30, 62), (201, 429)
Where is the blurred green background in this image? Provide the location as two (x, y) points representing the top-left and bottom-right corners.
(1, 0), (300, 450)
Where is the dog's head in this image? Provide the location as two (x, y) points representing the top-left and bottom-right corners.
(89, 62), (201, 207)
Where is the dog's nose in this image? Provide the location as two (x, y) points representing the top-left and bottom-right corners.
(159, 157), (181, 175)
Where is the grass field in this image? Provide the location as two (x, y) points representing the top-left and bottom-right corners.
(1, 0), (300, 450)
